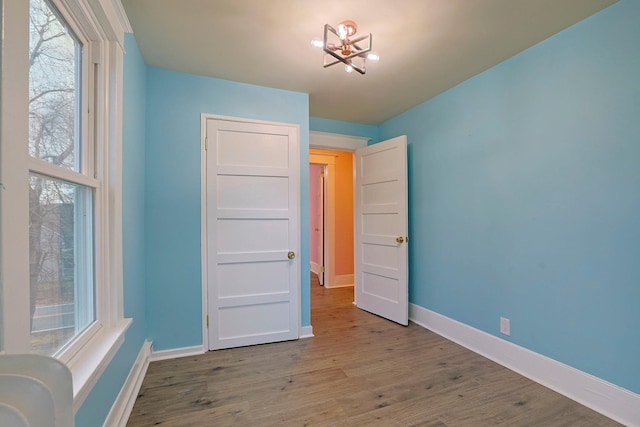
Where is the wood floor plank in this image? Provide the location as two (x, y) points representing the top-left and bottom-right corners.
(126, 274), (621, 426)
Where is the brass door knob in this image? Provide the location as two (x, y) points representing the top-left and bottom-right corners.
(288, 251), (296, 260)
(396, 236), (404, 244)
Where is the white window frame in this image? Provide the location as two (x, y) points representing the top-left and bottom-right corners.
(0, 0), (131, 413)
(28, 0), (99, 362)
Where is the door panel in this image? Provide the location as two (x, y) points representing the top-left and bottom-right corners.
(217, 263), (289, 297)
(217, 175), (289, 209)
(216, 132), (290, 167)
(206, 118), (299, 350)
(217, 219), (289, 251)
(355, 136), (408, 325)
(218, 302), (291, 340)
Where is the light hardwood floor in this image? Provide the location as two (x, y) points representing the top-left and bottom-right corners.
(126, 274), (620, 426)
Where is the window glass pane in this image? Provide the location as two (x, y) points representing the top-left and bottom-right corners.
(29, 174), (95, 356)
(29, 0), (82, 172)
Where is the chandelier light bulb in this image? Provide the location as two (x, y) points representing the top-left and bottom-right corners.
(367, 52), (380, 62)
(311, 37), (324, 48)
(337, 24), (348, 40)
(344, 64), (354, 73)
(337, 20), (357, 40)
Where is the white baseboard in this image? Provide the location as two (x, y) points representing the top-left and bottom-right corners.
(325, 274), (354, 288)
(310, 262), (320, 275)
(300, 325), (314, 339)
(103, 340), (152, 427)
(149, 345), (205, 362)
(409, 304), (640, 427)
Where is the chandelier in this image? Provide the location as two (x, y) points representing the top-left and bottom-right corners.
(311, 20), (379, 74)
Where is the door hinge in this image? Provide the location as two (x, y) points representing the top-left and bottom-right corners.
(206, 315), (209, 328)
(321, 266), (325, 273)
(205, 137), (208, 150)
(320, 169), (325, 178)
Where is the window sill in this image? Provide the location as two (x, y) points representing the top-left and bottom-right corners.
(68, 318), (132, 413)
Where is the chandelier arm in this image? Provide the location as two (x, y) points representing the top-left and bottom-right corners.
(323, 48), (349, 64)
(348, 34), (370, 44)
(322, 51), (366, 74)
(322, 56), (342, 67)
(337, 48), (372, 61)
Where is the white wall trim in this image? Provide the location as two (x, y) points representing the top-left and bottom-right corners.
(70, 319), (132, 413)
(326, 274), (354, 288)
(200, 114), (210, 352)
(309, 151), (336, 288)
(310, 130), (369, 151)
(0, 0), (31, 353)
(409, 303), (640, 427)
(103, 341), (151, 427)
(149, 345), (205, 362)
(102, 0), (133, 34)
(300, 326), (314, 339)
(84, 0), (127, 48)
(310, 262), (321, 275)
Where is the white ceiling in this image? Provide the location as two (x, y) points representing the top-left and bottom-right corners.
(122, 0), (616, 125)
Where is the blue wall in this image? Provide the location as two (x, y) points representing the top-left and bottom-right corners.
(145, 68), (310, 350)
(75, 33), (149, 426)
(380, 0), (640, 393)
(310, 116), (379, 143)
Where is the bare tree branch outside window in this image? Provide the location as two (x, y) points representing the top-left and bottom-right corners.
(28, 0), (92, 355)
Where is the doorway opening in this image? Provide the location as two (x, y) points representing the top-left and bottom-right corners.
(308, 131), (369, 328)
(309, 149), (355, 319)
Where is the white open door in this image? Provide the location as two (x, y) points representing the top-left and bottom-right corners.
(205, 117), (300, 350)
(318, 167), (325, 285)
(355, 136), (408, 325)
(310, 164), (325, 285)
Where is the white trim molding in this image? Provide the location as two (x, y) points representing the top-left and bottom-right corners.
(300, 326), (314, 339)
(409, 303), (640, 427)
(149, 345), (205, 362)
(326, 274), (354, 288)
(86, 0), (132, 47)
(103, 341), (152, 427)
(310, 131), (369, 151)
(70, 319), (132, 413)
(104, 0), (133, 33)
(310, 262), (321, 276)
(309, 151), (336, 288)
(0, 0), (31, 352)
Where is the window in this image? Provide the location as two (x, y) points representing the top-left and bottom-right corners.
(29, 174), (95, 355)
(28, 0), (95, 357)
(0, 0), (130, 411)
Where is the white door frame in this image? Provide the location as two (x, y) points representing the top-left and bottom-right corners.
(309, 153), (335, 287)
(318, 166), (325, 285)
(201, 113), (301, 351)
(309, 163), (326, 285)
(309, 131), (369, 289)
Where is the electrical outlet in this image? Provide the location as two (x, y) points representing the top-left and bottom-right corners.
(500, 317), (511, 336)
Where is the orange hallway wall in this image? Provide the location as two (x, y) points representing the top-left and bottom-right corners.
(309, 149), (354, 277)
